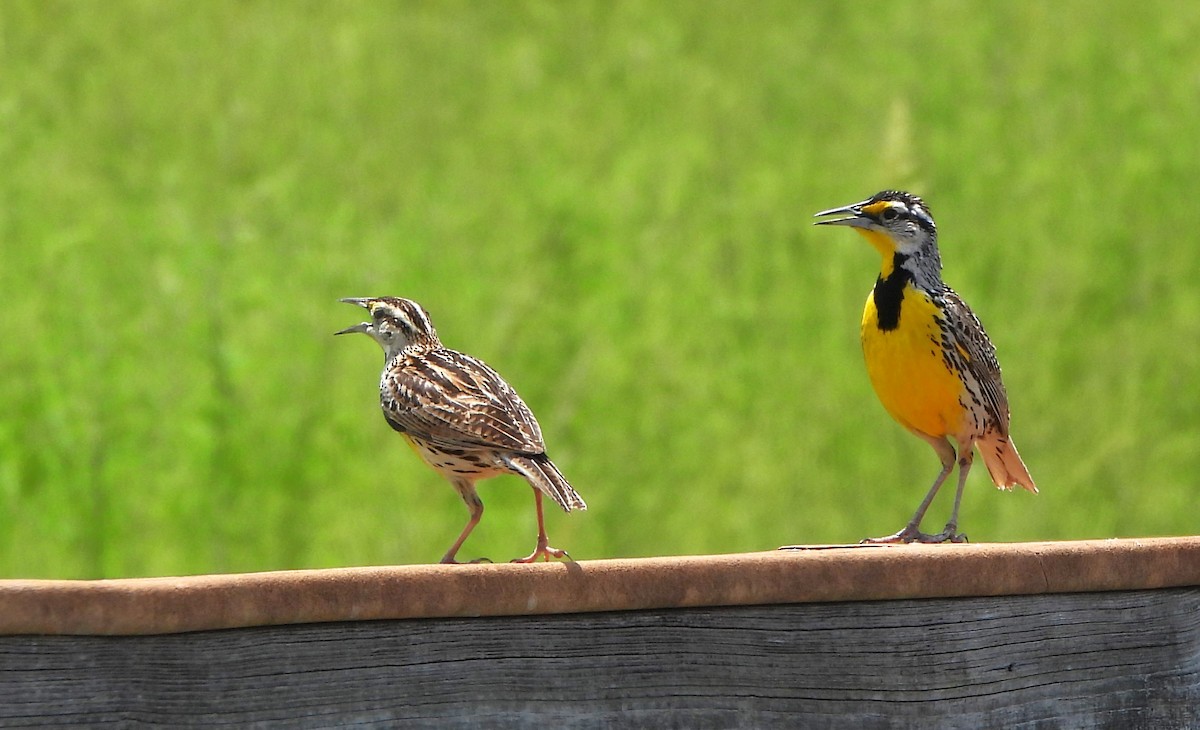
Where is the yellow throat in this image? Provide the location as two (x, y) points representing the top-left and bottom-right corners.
(856, 229), (965, 440)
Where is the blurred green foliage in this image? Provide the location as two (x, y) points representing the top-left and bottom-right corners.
(1, 1), (1197, 578)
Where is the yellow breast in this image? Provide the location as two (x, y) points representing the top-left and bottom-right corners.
(861, 283), (965, 439)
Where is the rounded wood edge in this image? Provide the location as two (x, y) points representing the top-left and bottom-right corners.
(2, 537), (1198, 636)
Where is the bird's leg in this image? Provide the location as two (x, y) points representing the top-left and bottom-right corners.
(928, 448), (973, 543)
(440, 479), (490, 564)
(512, 489), (572, 563)
(863, 436), (957, 544)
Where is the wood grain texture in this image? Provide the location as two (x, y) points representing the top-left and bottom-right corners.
(2, 588), (1197, 729)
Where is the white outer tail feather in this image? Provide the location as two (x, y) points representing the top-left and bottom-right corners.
(503, 454), (588, 513)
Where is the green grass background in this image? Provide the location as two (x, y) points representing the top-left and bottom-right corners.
(1, 1), (1197, 578)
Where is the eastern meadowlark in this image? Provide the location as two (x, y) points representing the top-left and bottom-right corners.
(337, 296), (586, 563)
(814, 190), (1036, 544)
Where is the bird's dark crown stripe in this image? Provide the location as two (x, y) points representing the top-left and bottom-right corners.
(868, 190), (936, 237)
(371, 298), (438, 339)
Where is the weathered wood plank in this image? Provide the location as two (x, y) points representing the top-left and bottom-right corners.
(2, 588), (1197, 728)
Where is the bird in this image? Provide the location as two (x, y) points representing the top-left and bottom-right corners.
(814, 190), (1036, 544)
(336, 296), (586, 563)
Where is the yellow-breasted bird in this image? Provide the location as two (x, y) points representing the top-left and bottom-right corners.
(814, 191), (1035, 543)
(337, 296), (586, 563)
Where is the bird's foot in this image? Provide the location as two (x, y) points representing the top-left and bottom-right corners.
(511, 540), (573, 564)
(927, 525), (969, 544)
(439, 555), (493, 565)
(861, 525), (968, 544)
(861, 531), (914, 544)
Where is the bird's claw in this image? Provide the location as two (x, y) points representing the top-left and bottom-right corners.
(914, 530), (968, 544)
(440, 556), (493, 565)
(861, 526), (968, 544)
(511, 544), (572, 563)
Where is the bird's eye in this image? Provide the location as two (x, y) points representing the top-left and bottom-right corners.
(880, 207), (900, 222)
(372, 308), (386, 320)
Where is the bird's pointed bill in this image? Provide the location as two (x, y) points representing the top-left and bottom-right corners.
(813, 200), (871, 227)
(336, 298), (375, 335)
(335, 322), (371, 336)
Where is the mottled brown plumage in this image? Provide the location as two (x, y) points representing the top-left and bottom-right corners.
(338, 296), (585, 563)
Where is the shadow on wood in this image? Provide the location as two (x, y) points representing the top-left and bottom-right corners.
(2, 538), (1199, 728)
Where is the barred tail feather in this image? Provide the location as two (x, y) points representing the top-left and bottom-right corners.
(980, 435), (1037, 494)
(503, 454), (587, 513)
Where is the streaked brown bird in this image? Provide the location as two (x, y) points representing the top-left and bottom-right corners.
(337, 296), (586, 563)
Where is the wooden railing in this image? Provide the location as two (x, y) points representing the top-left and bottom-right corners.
(2, 538), (1198, 727)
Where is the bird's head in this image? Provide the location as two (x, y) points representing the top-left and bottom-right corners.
(814, 190), (940, 274)
(336, 296), (441, 359)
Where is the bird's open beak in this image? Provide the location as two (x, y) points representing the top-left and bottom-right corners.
(336, 298), (373, 336)
(813, 201), (871, 228)
(335, 322), (370, 336)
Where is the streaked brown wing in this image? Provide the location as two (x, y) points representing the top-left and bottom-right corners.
(941, 288), (1011, 430)
(381, 348), (545, 453)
